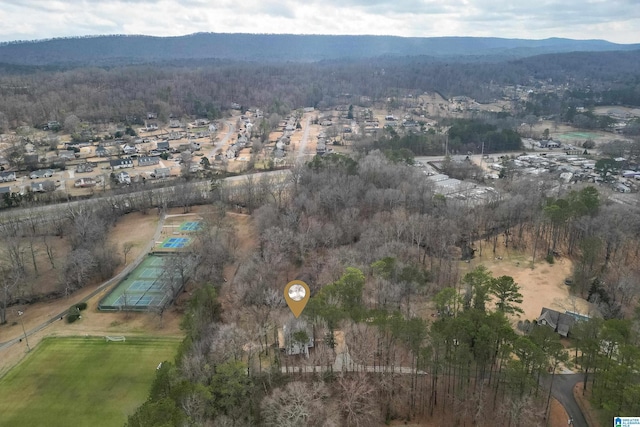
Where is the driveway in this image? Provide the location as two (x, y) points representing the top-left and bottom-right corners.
(541, 373), (588, 427)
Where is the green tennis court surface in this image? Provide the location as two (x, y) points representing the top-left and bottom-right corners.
(0, 337), (180, 427)
(99, 255), (171, 311)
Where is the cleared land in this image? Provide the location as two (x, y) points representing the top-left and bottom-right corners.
(469, 244), (594, 322)
(0, 336), (179, 427)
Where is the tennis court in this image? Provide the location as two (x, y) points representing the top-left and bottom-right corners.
(179, 221), (201, 232)
(160, 237), (191, 249)
(138, 267), (163, 279)
(99, 254), (175, 312)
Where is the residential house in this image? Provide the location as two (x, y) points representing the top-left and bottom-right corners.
(58, 150), (76, 161)
(316, 141), (327, 155)
(226, 145), (238, 159)
(169, 119), (182, 128)
(0, 186), (11, 197)
(74, 177), (96, 188)
(147, 112), (157, 120)
(46, 121), (60, 130)
(116, 171), (131, 185)
(0, 171), (17, 182)
(138, 156), (160, 167)
(29, 169), (54, 179)
(110, 159), (134, 170)
(95, 145), (109, 157)
(236, 136), (248, 146)
(545, 141), (560, 149)
(75, 163), (93, 173)
(145, 122), (158, 131)
(31, 180), (55, 193)
(279, 318), (314, 357)
(208, 124), (217, 132)
(178, 144), (193, 153)
(536, 308), (575, 337)
(151, 168), (170, 179)
(156, 141), (170, 152)
(122, 145), (138, 155)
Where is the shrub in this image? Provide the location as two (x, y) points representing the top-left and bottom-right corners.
(545, 253), (555, 264)
(66, 306), (81, 323)
(75, 302), (88, 311)
(66, 313), (81, 323)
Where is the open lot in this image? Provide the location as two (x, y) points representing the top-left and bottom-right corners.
(467, 241), (594, 322)
(0, 336), (180, 427)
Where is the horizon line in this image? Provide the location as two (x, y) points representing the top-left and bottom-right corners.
(1, 32), (636, 46)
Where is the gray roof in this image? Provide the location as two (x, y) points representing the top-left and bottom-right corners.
(537, 308), (575, 337)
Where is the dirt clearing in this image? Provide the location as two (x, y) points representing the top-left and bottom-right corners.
(468, 245), (594, 322)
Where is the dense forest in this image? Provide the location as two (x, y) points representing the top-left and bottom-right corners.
(1, 49), (640, 132)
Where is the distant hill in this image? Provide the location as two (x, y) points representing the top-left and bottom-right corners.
(0, 33), (638, 66)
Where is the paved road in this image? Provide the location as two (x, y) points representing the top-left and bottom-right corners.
(0, 169), (291, 227)
(541, 373), (588, 427)
(296, 115), (311, 164)
(209, 120), (235, 160)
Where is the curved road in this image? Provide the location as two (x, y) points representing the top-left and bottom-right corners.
(542, 373), (588, 427)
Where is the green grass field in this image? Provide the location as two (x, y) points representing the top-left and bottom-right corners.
(0, 336), (180, 427)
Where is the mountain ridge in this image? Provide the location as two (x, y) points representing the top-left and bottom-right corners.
(0, 33), (638, 66)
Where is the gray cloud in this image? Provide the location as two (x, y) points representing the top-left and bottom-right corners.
(0, 0), (637, 43)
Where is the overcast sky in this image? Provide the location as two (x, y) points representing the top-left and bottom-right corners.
(0, 0), (638, 44)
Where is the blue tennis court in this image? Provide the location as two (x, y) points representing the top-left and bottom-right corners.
(179, 221), (201, 232)
(161, 237), (190, 248)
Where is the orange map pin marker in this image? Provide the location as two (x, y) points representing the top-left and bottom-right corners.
(284, 280), (310, 318)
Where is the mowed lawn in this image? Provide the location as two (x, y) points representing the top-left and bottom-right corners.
(0, 336), (180, 427)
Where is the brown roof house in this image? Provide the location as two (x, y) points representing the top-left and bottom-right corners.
(536, 308), (575, 337)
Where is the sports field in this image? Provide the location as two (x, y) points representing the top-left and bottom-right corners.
(99, 254), (171, 311)
(555, 131), (602, 141)
(0, 336), (180, 427)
